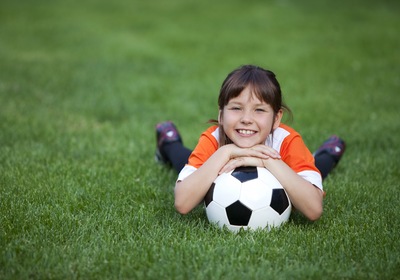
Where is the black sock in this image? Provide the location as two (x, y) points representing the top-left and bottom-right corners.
(162, 142), (192, 173)
(314, 152), (337, 180)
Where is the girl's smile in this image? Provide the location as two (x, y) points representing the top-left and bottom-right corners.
(237, 129), (256, 135)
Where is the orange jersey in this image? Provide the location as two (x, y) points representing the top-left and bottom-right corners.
(177, 124), (323, 190)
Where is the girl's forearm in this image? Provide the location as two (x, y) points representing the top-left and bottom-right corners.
(174, 147), (231, 214)
(263, 158), (323, 221)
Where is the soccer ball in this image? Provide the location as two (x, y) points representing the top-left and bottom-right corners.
(204, 166), (291, 232)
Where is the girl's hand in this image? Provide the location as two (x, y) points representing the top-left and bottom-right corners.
(219, 144), (280, 174)
(224, 144), (280, 160)
(219, 156), (265, 174)
(248, 144), (281, 159)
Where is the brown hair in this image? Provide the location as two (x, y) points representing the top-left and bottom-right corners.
(213, 65), (292, 146)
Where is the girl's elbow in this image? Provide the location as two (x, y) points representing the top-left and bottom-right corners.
(174, 184), (188, 214)
(305, 188), (324, 221)
(174, 195), (192, 215)
(306, 204), (323, 221)
(174, 201), (190, 215)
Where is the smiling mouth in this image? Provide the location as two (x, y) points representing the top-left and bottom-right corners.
(237, 129), (256, 135)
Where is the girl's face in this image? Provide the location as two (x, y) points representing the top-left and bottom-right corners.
(219, 86), (282, 148)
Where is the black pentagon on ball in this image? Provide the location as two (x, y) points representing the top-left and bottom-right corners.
(204, 183), (215, 207)
(270, 189), (290, 215)
(231, 166), (258, 183)
(226, 200), (252, 226)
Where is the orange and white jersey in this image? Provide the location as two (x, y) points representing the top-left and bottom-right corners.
(177, 124), (323, 190)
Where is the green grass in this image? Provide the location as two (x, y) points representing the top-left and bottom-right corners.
(1, 0), (399, 279)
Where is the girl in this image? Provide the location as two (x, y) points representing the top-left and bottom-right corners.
(155, 65), (345, 221)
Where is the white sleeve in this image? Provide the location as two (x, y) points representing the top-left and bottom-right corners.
(298, 170), (323, 190)
(177, 165), (197, 182)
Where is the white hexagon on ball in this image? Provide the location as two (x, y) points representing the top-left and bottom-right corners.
(240, 179), (273, 210)
(206, 201), (230, 228)
(211, 172), (241, 207)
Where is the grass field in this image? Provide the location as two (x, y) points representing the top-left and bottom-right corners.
(1, 0), (400, 279)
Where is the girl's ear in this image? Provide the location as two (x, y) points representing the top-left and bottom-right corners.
(218, 110), (222, 124)
(273, 109), (283, 130)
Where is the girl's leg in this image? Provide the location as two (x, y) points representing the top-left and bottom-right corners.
(162, 142), (192, 173)
(313, 135), (346, 180)
(314, 153), (337, 180)
(155, 121), (192, 173)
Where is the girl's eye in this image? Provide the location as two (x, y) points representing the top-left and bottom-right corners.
(230, 107), (241, 110)
(256, 108), (266, 112)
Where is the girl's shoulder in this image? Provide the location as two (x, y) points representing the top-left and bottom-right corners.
(271, 123), (303, 150)
(200, 125), (219, 139)
(205, 125), (219, 133)
(196, 125), (220, 144)
(278, 123), (300, 136)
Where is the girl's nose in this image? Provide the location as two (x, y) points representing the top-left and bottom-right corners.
(240, 111), (253, 124)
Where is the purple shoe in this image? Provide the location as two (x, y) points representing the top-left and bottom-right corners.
(313, 135), (346, 164)
(155, 121), (182, 164)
